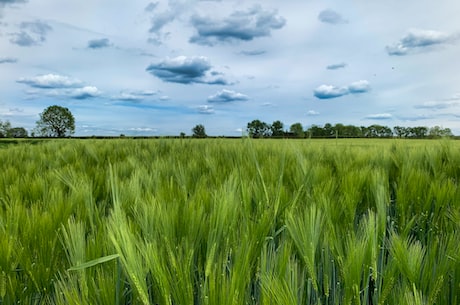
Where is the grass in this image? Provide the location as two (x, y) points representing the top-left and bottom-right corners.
(0, 138), (459, 304)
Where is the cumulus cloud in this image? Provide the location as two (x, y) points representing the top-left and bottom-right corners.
(314, 85), (348, 99)
(112, 90), (157, 102)
(17, 74), (83, 88)
(207, 89), (248, 103)
(348, 80), (371, 93)
(71, 86), (101, 99)
(326, 62), (347, 70)
(386, 29), (459, 56)
(10, 20), (52, 46)
(365, 113), (393, 120)
(146, 55), (230, 85)
(189, 5), (286, 46)
(197, 105), (214, 114)
(307, 110), (320, 116)
(16, 73), (102, 100)
(314, 80), (371, 99)
(0, 57), (17, 64)
(318, 9), (348, 24)
(87, 38), (111, 49)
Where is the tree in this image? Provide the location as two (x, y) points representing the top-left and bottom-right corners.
(247, 120), (271, 138)
(429, 126), (453, 138)
(271, 120), (284, 137)
(289, 123), (304, 137)
(8, 127), (28, 138)
(192, 124), (207, 138)
(0, 120), (11, 137)
(35, 105), (75, 137)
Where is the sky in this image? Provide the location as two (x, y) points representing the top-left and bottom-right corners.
(1, 0), (460, 136)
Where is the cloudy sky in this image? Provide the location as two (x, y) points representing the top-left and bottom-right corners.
(1, 0), (460, 136)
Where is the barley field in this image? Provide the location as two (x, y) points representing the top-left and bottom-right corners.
(0, 138), (459, 305)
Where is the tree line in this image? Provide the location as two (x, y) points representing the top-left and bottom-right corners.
(246, 120), (453, 139)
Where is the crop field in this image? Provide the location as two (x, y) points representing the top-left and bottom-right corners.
(0, 138), (459, 305)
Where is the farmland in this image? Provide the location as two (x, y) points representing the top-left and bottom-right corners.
(0, 138), (459, 304)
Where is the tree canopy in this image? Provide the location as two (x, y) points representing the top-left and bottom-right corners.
(192, 124), (207, 138)
(35, 105), (75, 137)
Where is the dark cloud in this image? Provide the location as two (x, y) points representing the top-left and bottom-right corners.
(0, 57), (18, 63)
(145, 2), (158, 12)
(239, 50), (266, 56)
(17, 74), (83, 89)
(10, 20), (52, 46)
(318, 9), (348, 25)
(326, 62), (347, 70)
(87, 38), (111, 49)
(314, 80), (370, 99)
(207, 89), (248, 103)
(0, 0), (27, 4)
(189, 5), (286, 46)
(146, 55), (231, 85)
(386, 29), (458, 56)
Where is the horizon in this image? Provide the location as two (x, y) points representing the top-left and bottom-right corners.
(1, 0), (460, 136)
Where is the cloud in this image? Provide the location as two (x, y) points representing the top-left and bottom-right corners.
(0, 57), (17, 63)
(365, 113), (393, 120)
(239, 50), (266, 56)
(112, 90), (157, 102)
(0, 0), (27, 5)
(87, 38), (111, 49)
(189, 5), (286, 46)
(10, 20), (52, 46)
(207, 89), (248, 103)
(314, 80), (371, 99)
(307, 110), (320, 116)
(415, 94), (460, 109)
(314, 85), (349, 99)
(144, 2), (158, 12)
(386, 29), (458, 56)
(318, 9), (348, 24)
(326, 62), (347, 70)
(348, 80), (371, 93)
(146, 55), (231, 85)
(17, 74), (83, 88)
(70, 86), (101, 99)
(197, 105), (214, 114)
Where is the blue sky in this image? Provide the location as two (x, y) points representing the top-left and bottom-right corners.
(1, 0), (460, 136)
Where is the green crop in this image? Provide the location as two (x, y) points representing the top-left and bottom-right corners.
(0, 138), (459, 304)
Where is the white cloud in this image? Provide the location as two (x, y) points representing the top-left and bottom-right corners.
(207, 89), (248, 103)
(197, 105), (214, 114)
(386, 29), (459, 55)
(365, 113), (393, 120)
(307, 110), (320, 116)
(17, 74), (83, 88)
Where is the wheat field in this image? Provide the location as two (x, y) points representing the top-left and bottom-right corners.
(0, 138), (459, 304)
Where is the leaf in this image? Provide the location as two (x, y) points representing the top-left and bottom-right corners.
(68, 254), (120, 271)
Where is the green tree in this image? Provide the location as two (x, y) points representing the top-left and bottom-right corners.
(271, 120), (284, 137)
(247, 120), (271, 138)
(289, 123), (304, 137)
(35, 105), (75, 137)
(8, 127), (28, 138)
(428, 126), (453, 138)
(0, 120), (12, 137)
(192, 124), (207, 138)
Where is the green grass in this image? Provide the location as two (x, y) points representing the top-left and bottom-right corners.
(0, 138), (459, 304)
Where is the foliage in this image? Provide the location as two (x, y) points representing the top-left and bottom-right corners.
(0, 120), (12, 137)
(289, 122), (304, 137)
(271, 120), (284, 137)
(192, 124), (207, 138)
(7, 127), (28, 138)
(247, 119), (271, 138)
(35, 105), (75, 137)
(0, 139), (460, 304)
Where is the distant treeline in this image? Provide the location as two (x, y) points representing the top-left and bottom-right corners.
(247, 120), (454, 139)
